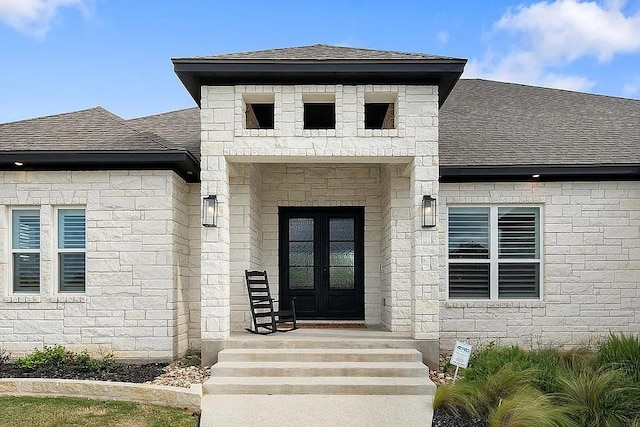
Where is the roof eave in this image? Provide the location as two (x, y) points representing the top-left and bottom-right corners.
(0, 150), (201, 183)
(172, 59), (467, 107)
(440, 164), (640, 182)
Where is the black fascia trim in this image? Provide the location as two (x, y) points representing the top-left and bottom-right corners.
(1, 151), (201, 183)
(173, 60), (466, 107)
(440, 164), (640, 182)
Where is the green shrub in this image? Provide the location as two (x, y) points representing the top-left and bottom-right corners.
(472, 363), (540, 415)
(16, 345), (69, 370)
(554, 365), (640, 427)
(557, 346), (595, 372)
(15, 346), (115, 372)
(597, 333), (640, 384)
(435, 363), (541, 418)
(488, 390), (569, 427)
(465, 343), (572, 393)
(433, 382), (479, 417)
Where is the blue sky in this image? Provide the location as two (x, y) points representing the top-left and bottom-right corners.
(1, 0), (639, 123)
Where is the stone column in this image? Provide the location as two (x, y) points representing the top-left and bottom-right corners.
(200, 154), (230, 340)
(409, 158), (439, 340)
(405, 84), (440, 340)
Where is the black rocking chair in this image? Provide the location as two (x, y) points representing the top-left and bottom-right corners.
(245, 270), (298, 335)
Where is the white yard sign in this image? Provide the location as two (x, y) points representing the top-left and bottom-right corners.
(450, 341), (472, 382)
(450, 341), (472, 368)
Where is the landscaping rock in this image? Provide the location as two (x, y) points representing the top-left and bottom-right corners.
(146, 361), (211, 388)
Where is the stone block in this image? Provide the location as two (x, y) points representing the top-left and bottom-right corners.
(0, 380), (19, 393)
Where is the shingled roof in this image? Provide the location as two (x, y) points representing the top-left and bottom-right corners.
(0, 107), (172, 152)
(172, 44), (466, 107)
(440, 79), (640, 167)
(128, 107), (201, 158)
(177, 44), (457, 61)
(0, 107), (199, 182)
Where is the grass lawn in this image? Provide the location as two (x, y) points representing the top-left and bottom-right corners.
(0, 396), (198, 427)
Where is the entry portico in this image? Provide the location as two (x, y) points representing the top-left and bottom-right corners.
(172, 45), (466, 364)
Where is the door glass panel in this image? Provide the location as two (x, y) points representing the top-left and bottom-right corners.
(329, 218), (354, 241)
(289, 267), (314, 290)
(329, 242), (354, 266)
(289, 242), (314, 266)
(329, 267), (354, 289)
(289, 218), (313, 241)
(329, 218), (355, 290)
(288, 218), (314, 290)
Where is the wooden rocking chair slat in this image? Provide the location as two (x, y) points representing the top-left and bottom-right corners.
(245, 270), (298, 335)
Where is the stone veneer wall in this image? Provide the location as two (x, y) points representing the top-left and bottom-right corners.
(171, 178), (201, 353)
(439, 181), (640, 350)
(256, 163), (383, 329)
(0, 170), (200, 359)
(200, 83), (440, 339)
(380, 164), (413, 332)
(228, 163), (264, 329)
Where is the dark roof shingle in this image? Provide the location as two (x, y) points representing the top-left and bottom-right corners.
(175, 44), (457, 61)
(128, 107), (200, 157)
(0, 107), (173, 152)
(440, 79), (640, 166)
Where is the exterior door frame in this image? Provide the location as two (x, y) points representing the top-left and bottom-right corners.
(278, 206), (365, 320)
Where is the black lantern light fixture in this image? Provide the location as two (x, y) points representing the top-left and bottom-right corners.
(422, 195), (436, 228)
(202, 195), (218, 227)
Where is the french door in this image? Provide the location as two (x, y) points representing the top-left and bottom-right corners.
(279, 207), (364, 319)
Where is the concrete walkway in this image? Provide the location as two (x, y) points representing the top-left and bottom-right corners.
(201, 394), (433, 427)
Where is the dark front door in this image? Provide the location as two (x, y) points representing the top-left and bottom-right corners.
(279, 207), (364, 320)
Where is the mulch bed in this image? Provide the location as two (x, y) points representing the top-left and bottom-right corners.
(431, 409), (488, 427)
(0, 363), (167, 383)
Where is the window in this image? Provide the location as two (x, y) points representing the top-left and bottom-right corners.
(244, 93), (275, 129)
(365, 103), (394, 129)
(11, 209), (41, 293)
(364, 92), (396, 129)
(246, 104), (274, 129)
(303, 94), (335, 129)
(57, 208), (86, 292)
(448, 206), (541, 299)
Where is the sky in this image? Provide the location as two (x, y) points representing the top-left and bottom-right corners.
(0, 0), (639, 123)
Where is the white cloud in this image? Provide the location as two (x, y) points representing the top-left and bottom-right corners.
(465, 0), (640, 92)
(622, 74), (640, 97)
(0, 0), (92, 38)
(437, 31), (449, 44)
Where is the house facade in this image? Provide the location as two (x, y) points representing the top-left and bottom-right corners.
(0, 45), (638, 364)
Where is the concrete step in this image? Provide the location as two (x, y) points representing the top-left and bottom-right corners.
(203, 375), (436, 395)
(201, 394), (434, 427)
(217, 348), (423, 363)
(200, 394), (433, 427)
(210, 361), (428, 377)
(224, 338), (424, 350)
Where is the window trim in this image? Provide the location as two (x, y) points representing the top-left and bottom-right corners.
(9, 207), (41, 294)
(54, 206), (87, 294)
(446, 204), (544, 301)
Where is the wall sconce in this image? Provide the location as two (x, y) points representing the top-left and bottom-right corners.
(202, 195), (218, 227)
(422, 195), (436, 228)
